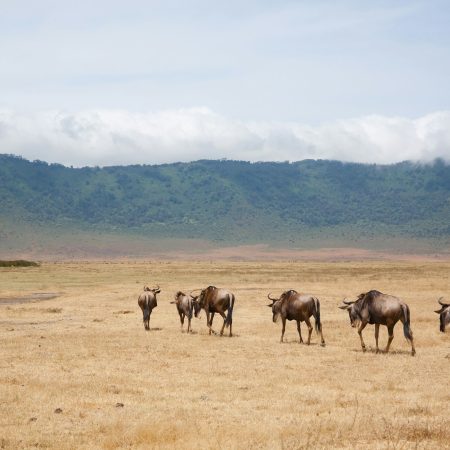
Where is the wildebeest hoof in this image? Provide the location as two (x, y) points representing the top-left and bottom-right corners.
(320, 342), (326, 347)
(54, 408), (63, 414)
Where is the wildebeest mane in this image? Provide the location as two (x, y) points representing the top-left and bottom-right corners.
(200, 285), (218, 305)
(355, 290), (383, 323)
(357, 290), (383, 304)
(281, 289), (297, 301)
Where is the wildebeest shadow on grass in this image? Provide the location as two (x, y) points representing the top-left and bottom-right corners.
(196, 330), (240, 338)
(281, 340), (321, 346)
(148, 327), (163, 331)
(350, 347), (414, 356)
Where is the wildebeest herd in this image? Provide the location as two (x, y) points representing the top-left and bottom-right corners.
(138, 285), (449, 356)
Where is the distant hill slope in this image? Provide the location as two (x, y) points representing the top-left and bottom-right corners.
(1, 154), (450, 246)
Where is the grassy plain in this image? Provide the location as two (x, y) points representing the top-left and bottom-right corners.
(0, 261), (449, 449)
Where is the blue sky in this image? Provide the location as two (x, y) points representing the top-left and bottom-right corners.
(1, 0), (450, 165)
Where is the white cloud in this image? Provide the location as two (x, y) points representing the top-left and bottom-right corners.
(0, 108), (449, 166)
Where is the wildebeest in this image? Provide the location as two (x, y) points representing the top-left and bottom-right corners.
(267, 289), (325, 345)
(138, 285), (160, 330)
(435, 298), (450, 333)
(171, 291), (194, 333)
(191, 286), (235, 336)
(339, 290), (415, 356)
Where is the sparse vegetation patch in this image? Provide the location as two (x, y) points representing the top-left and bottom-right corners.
(0, 260), (40, 267)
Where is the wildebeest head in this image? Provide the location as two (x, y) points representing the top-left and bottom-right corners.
(189, 289), (203, 317)
(267, 293), (283, 323)
(435, 297), (450, 332)
(339, 299), (360, 327)
(144, 285), (161, 294)
(191, 286), (216, 317)
(171, 291), (184, 305)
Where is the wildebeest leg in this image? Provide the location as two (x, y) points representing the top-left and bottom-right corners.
(205, 310), (211, 334)
(208, 312), (215, 335)
(219, 312), (227, 336)
(296, 320), (303, 343)
(179, 312), (185, 330)
(304, 318), (313, 345)
(142, 305), (150, 330)
(358, 322), (367, 351)
(375, 323), (380, 353)
(280, 317), (286, 343)
(385, 324), (394, 353)
(409, 334), (416, 356)
(318, 326), (325, 347)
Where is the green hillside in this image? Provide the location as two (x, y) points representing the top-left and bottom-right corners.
(1, 154), (450, 250)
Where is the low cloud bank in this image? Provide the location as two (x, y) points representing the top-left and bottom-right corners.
(0, 108), (449, 166)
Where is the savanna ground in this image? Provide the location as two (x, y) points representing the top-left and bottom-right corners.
(0, 261), (449, 449)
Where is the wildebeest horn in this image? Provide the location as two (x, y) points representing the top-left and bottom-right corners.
(438, 297), (449, 307)
(342, 299), (354, 305)
(267, 293), (278, 301)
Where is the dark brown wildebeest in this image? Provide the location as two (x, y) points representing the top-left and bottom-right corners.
(267, 289), (325, 345)
(339, 290), (415, 356)
(191, 286), (235, 336)
(435, 298), (450, 333)
(138, 285), (160, 330)
(171, 291), (194, 333)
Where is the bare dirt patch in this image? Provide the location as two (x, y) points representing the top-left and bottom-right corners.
(0, 292), (60, 305)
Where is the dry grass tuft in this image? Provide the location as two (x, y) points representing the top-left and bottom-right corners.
(45, 307), (62, 313)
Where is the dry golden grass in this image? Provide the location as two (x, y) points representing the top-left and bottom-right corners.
(0, 261), (449, 449)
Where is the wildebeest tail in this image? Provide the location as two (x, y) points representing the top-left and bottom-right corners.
(313, 297), (322, 333)
(143, 301), (150, 323)
(439, 313), (445, 332)
(225, 294), (235, 328)
(401, 304), (413, 341)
